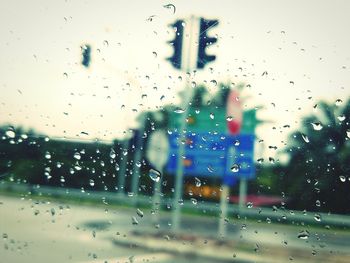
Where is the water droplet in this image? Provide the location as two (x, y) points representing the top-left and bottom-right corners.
(315, 200), (321, 207)
(301, 133), (310, 143)
(311, 122), (323, 131)
(207, 166), (214, 173)
(297, 230), (310, 239)
(335, 99), (343, 106)
(339, 175), (346, 182)
(178, 199), (184, 205)
(163, 3), (176, 14)
(5, 129), (15, 138)
(174, 107), (185, 114)
(131, 216), (139, 225)
(103, 40), (109, 47)
(63, 72), (68, 78)
(234, 140), (240, 146)
(314, 214), (321, 222)
(346, 129), (350, 139)
(74, 163), (82, 171)
(74, 152), (81, 160)
(195, 177), (201, 187)
(246, 202), (253, 208)
(115, 163), (120, 171)
(210, 79), (217, 86)
(89, 179), (95, 186)
(337, 115), (346, 122)
(209, 113), (214, 119)
(257, 158), (264, 164)
(136, 208), (144, 218)
(44, 151), (51, 160)
(226, 116), (233, 121)
(152, 51), (157, 58)
(149, 168), (161, 182)
(191, 198), (198, 205)
(110, 149), (116, 159)
(191, 81), (196, 88)
(231, 164), (240, 173)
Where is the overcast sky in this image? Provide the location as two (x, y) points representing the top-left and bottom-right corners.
(0, 0), (349, 159)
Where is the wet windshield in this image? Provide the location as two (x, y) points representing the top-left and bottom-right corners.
(1, 1), (349, 263)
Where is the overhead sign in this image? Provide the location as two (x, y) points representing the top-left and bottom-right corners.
(169, 108), (258, 134)
(146, 130), (170, 170)
(166, 132), (255, 182)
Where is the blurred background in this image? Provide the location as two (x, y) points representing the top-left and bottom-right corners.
(0, 0), (350, 262)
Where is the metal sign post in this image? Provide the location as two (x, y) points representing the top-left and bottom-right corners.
(130, 114), (146, 205)
(146, 131), (170, 224)
(117, 138), (130, 195)
(218, 185), (229, 238)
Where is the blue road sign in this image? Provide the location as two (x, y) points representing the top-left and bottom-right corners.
(166, 132), (255, 185)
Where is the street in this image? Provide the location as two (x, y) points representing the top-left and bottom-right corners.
(1, 194), (350, 263)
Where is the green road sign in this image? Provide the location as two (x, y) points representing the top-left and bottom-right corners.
(169, 108), (258, 134)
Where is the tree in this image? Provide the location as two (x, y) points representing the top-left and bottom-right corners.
(282, 99), (350, 214)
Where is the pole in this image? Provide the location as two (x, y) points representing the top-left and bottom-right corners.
(152, 173), (162, 224)
(171, 16), (199, 232)
(117, 139), (129, 195)
(238, 178), (247, 210)
(218, 185), (229, 239)
(130, 114), (146, 204)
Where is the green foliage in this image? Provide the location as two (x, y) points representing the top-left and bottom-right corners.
(281, 99), (350, 213)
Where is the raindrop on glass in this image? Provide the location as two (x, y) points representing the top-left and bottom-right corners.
(195, 177), (201, 187)
(335, 99), (343, 106)
(337, 115), (346, 122)
(231, 164), (240, 173)
(191, 198), (198, 205)
(314, 214), (321, 222)
(45, 151), (51, 160)
(110, 149), (116, 159)
(301, 133), (310, 143)
(136, 208), (144, 218)
(89, 179), (95, 187)
(149, 168), (161, 182)
(5, 129), (15, 138)
(174, 107), (185, 114)
(210, 79), (217, 86)
(131, 216), (139, 225)
(74, 152), (81, 160)
(297, 230), (310, 239)
(311, 122), (323, 131)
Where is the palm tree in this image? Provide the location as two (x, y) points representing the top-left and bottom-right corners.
(282, 99), (350, 213)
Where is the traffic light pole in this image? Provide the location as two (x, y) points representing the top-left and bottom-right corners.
(169, 16), (218, 232)
(171, 16), (198, 232)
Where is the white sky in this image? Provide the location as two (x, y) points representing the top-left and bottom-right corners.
(0, 0), (349, 159)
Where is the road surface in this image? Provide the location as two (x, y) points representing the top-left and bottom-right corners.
(1, 194), (349, 263)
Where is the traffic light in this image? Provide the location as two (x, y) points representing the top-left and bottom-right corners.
(81, 44), (91, 68)
(167, 20), (184, 69)
(197, 18), (218, 69)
